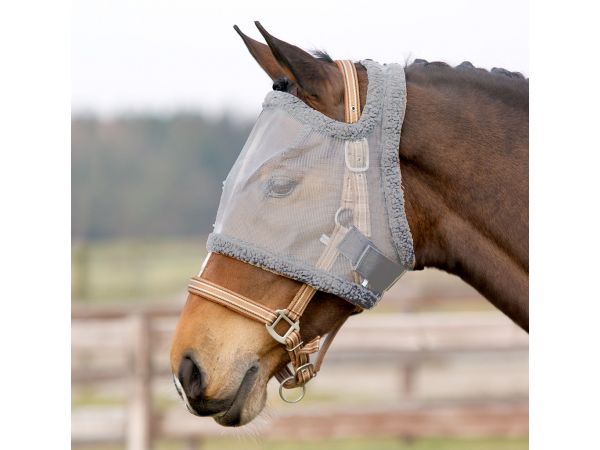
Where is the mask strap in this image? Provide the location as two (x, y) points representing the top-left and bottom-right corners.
(335, 60), (361, 123)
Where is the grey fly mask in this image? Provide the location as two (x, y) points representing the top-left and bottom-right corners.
(188, 59), (414, 402)
(207, 59), (414, 309)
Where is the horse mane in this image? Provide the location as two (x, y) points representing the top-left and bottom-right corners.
(310, 49), (526, 82)
(408, 58), (527, 81)
(308, 50), (527, 109)
(405, 58), (528, 111)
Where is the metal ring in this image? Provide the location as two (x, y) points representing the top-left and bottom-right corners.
(334, 207), (353, 227)
(278, 376), (306, 403)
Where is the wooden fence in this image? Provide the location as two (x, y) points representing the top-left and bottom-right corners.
(72, 307), (529, 449)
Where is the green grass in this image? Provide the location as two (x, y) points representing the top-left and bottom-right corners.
(72, 437), (528, 450)
(71, 389), (126, 408)
(72, 238), (206, 303)
(71, 238), (489, 312)
(200, 437), (528, 450)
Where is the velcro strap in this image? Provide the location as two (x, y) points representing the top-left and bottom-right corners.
(337, 226), (407, 293)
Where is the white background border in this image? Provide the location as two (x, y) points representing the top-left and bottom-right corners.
(0, 0), (70, 447)
(2, 0), (599, 448)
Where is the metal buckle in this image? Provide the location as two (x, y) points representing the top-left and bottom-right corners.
(265, 309), (300, 344)
(344, 140), (369, 173)
(294, 362), (313, 376)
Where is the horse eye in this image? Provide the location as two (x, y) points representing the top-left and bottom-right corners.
(264, 176), (298, 198)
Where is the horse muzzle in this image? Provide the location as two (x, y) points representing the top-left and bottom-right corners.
(173, 354), (260, 426)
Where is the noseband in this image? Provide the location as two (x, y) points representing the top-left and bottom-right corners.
(188, 61), (367, 403)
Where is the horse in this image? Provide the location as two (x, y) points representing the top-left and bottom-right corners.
(170, 22), (528, 426)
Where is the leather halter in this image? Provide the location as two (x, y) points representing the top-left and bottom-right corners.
(188, 60), (363, 403)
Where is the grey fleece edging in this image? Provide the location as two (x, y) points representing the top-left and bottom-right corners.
(207, 233), (379, 309)
(380, 64), (416, 268)
(262, 60), (385, 141)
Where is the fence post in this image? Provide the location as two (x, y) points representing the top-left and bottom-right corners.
(127, 313), (153, 450)
(402, 359), (417, 399)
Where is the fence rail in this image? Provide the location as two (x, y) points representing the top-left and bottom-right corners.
(72, 307), (528, 449)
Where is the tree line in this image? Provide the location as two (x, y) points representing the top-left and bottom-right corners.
(72, 112), (253, 240)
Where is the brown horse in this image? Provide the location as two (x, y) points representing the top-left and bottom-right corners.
(170, 22), (528, 426)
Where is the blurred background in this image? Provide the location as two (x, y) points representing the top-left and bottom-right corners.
(72, 1), (529, 449)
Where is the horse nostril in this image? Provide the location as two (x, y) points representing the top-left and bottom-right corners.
(178, 356), (204, 400)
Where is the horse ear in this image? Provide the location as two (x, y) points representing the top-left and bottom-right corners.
(254, 21), (335, 98)
(233, 25), (287, 82)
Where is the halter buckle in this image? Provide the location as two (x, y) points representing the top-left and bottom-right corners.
(266, 309), (300, 344)
(294, 362), (314, 377)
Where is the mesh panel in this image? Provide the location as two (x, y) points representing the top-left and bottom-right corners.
(208, 61), (413, 309)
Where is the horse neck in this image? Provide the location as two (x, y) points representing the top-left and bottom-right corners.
(399, 65), (529, 330)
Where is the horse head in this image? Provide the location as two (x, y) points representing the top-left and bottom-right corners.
(170, 20), (529, 428)
(170, 22), (361, 426)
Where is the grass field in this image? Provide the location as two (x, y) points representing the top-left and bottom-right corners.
(198, 437), (529, 450)
(72, 238), (207, 304)
(71, 238), (492, 312)
(74, 437), (529, 450)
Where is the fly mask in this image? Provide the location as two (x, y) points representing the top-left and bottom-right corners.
(188, 59), (414, 402)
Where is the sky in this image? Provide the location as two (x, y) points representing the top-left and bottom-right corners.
(72, 0), (528, 118)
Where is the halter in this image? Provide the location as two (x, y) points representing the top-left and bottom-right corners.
(188, 61), (366, 403)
